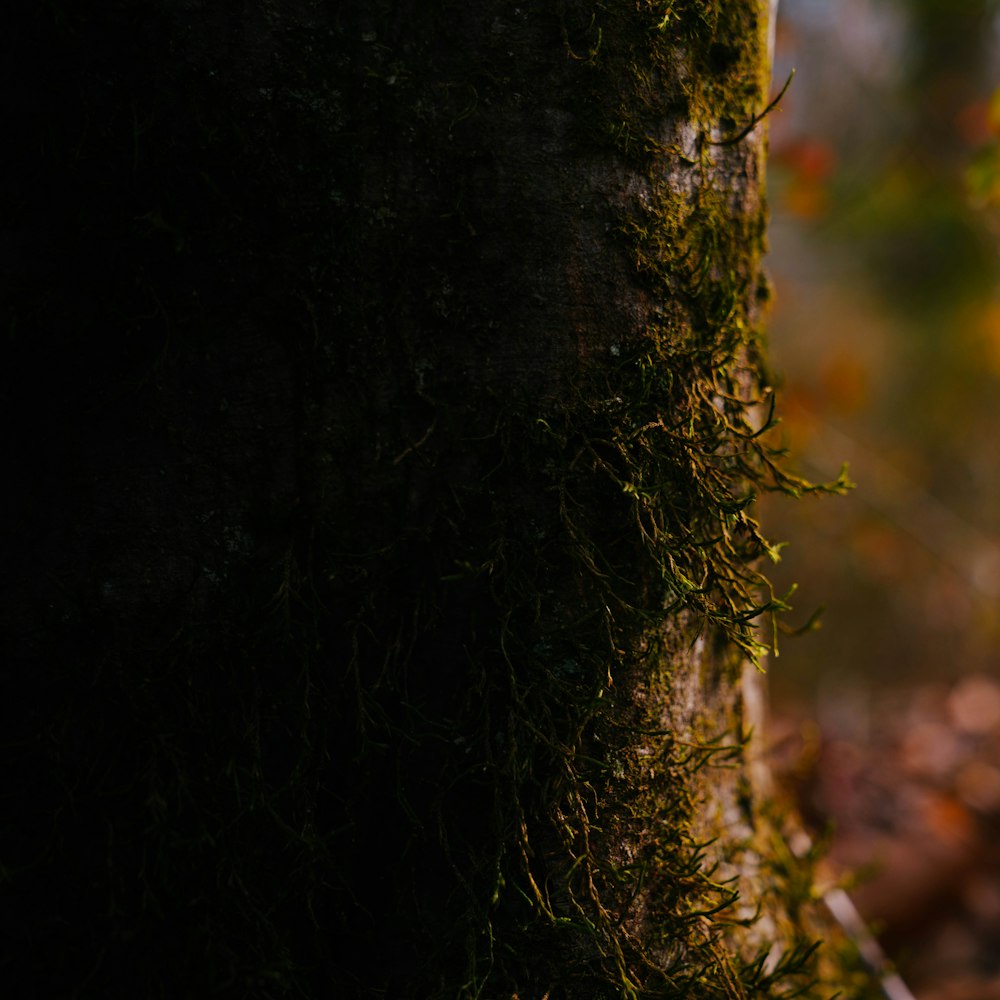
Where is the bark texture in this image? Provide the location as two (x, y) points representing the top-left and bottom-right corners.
(4, 2), (860, 998)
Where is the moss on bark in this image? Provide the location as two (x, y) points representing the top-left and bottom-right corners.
(3, 1), (869, 997)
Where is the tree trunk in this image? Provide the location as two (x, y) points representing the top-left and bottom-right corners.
(3, 1), (856, 997)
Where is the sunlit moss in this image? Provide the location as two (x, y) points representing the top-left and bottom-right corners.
(301, 2), (856, 997)
(5, 2), (867, 997)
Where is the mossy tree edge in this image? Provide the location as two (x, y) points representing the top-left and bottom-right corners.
(3, 1), (869, 997)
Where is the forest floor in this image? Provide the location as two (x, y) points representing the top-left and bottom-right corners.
(771, 674), (1000, 999)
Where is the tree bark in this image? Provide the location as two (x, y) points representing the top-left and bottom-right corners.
(3, 2), (856, 997)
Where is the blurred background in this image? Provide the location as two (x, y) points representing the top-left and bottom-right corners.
(762, 0), (1000, 995)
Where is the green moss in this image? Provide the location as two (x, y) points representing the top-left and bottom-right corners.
(4, 2), (865, 997)
(300, 2), (857, 997)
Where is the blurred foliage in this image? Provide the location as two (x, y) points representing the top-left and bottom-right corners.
(966, 87), (1000, 205)
(763, 6), (1000, 994)
(763, 0), (1000, 699)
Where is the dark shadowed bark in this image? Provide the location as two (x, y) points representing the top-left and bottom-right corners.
(2, 2), (861, 998)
